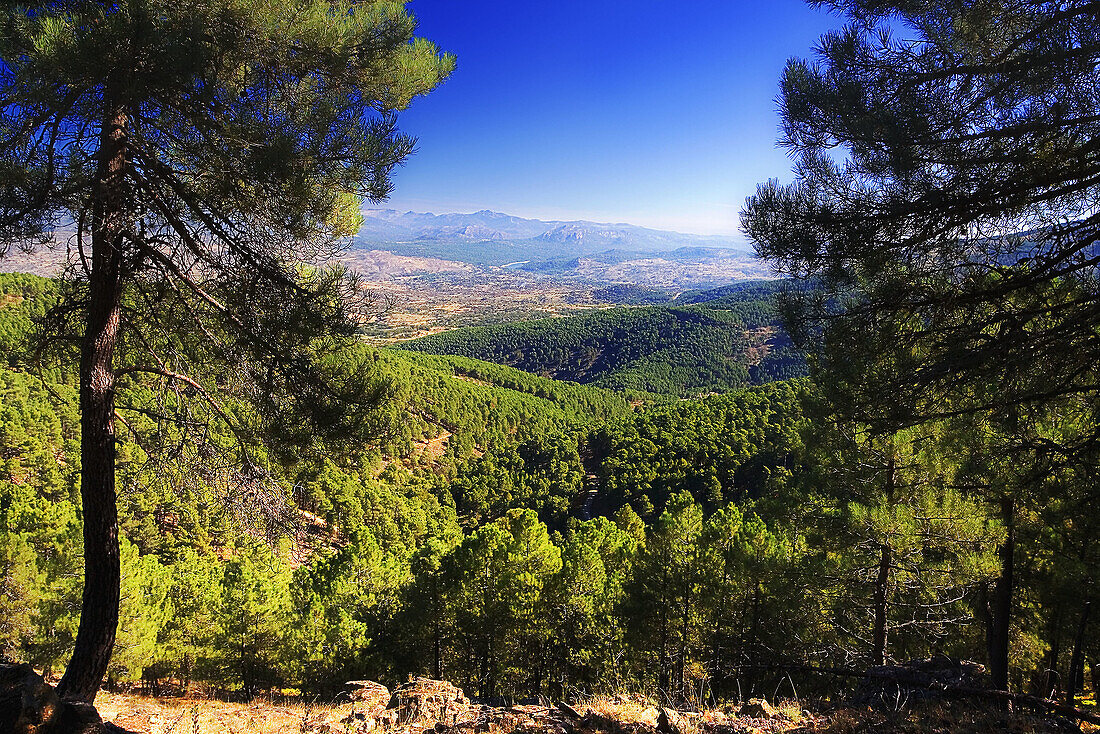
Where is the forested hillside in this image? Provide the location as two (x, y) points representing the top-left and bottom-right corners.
(0, 273), (805, 698)
(402, 282), (805, 396)
(4, 271), (1096, 709)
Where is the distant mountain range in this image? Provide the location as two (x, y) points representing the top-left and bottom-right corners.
(355, 209), (751, 266)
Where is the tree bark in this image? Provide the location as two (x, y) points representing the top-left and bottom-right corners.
(1064, 601), (1091, 708)
(657, 566), (670, 694)
(433, 621), (442, 681)
(678, 576), (692, 701)
(871, 456), (895, 667)
(56, 91), (128, 705)
(988, 495), (1015, 691)
(1043, 607), (1061, 699)
(871, 542), (892, 666)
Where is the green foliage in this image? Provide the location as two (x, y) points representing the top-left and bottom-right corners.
(403, 283), (806, 397)
(4, 0), (457, 698)
(800, 413), (1004, 666)
(600, 381), (805, 517)
(741, 0), (1100, 693)
(110, 536), (172, 685)
(288, 529), (406, 691)
(152, 549), (223, 689)
(0, 532), (40, 660)
(621, 492), (707, 697)
(441, 509), (562, 698)
(545, 516), (640, 694)
(211, 542), (293, 699)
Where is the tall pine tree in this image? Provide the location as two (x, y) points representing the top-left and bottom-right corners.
(0, 0), (452, 702)
(742, 0), (1100, 690)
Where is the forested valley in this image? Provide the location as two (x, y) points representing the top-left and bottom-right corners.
(404, 281), (806, 396)
(3, 270), (1095, 710)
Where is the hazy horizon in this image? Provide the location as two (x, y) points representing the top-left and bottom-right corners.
(383, 0), (840, 236)
(360, 206), (749, 240)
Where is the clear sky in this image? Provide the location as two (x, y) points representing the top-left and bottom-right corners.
(385, 1), (841, 237)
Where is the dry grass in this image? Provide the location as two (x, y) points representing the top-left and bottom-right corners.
(95, 691), (351, 734)
(799, 698), (1097, 734)
(93, 689), (1097, 734)
(579, 694), (810, 734)
(582, 694), (662, 728)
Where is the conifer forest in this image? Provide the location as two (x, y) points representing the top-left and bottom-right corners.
(1, 0), (1099, 731)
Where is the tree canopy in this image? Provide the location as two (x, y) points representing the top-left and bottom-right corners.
(741, 0), (1100, 692)
(742, 0), (1100, 433)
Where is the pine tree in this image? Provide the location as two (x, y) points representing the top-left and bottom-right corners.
(214, 542), (292, 700)
(445, 509), (561, 698)
(546, 517), (639, 696)
(697, 503), (783, 694)
(107, 535), (171, 686)
(154, 549), (223, 693)
(741, 0), (1100, 690)
(0, 0), (452, 701)
(287, 529), (405, 693)
(0, 532), (40, 660)
(624, 492), (705, 700)
(807, 421), (1001, 666)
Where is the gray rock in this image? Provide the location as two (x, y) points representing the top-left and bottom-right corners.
(738, 698), (777, 719)
(347, 680), (391, 710)
(380, 677), (471, 727)
(854, 655), (989, 705)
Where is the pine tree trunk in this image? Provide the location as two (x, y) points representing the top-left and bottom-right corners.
(988, 495), (1015, 692)
(1044, 608), (1061, 698)
(658, 568), (670, 694)
(709, 588), (724, 694)
(871, 542), (892, 666)
(432, 576), (442, 680)
(748, 581), (761, 693)
(433, 624), (442, 681)
(871, 457), (895, 667)
(56, 92), (128, 705)
(1065, 601), (1091, 708)
(678, 578), (691, 701)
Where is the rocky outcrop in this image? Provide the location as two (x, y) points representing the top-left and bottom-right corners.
(321, 678), (579, 734)
(347, 680), (392, 715)
(0, 664), (108, 734)
(854, 655), (988, 704)
(381, 677), (469, 727)
(737, 699), (778, 719)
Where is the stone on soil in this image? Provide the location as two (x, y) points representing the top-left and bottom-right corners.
(738, 699), (777, 719)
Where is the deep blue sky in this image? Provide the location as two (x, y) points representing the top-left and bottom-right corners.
(385, 1), (840, 237)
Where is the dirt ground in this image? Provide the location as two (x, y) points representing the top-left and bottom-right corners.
(96, 691), (346, 734)
(92, 689), (1099, 734)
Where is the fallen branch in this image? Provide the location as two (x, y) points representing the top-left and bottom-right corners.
(927, 685), (1100, 726)
(732, 662), (1100, 725)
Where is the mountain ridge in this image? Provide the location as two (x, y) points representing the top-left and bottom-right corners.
(355, 209), (750, 265)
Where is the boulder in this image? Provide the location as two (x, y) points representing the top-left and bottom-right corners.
(0, 663), (107, 734)
(347, 680), (391, 714)
(854, 655), (989, 704)
(380, 677), (471, 728)
(738, 698), (777, 719)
